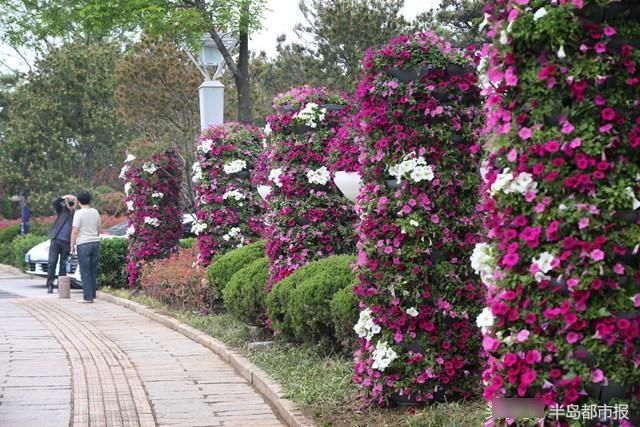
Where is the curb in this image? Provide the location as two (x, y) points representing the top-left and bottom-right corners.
(97, 291), (314, 427)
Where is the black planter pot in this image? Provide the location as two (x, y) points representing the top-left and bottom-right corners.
(616, 311), (639, 320)
(233, 170), (250, 179)
(446, 64), (473, 76)
(385, 179), (402, 189)
(294, 216), (311, 226)
(280, 104), (298, 112)
(430, 248), (445, 264)
(322, 103), (346, 112)
(600, 381), (627, 404)
(289, 124), (312, 135)
(604, 2), (631, 20)
(585, 383), (601, 400)
(431, 90), (450, 103)
(450, 134), (465, 143)
(615, 248), (639, 268)
(400, 342), (425, 354)
(419, 65), (440, 77)
(460, 92), (479, 105)
(608, 37), (640, 50)
(613, 209), (639, 224)
(387, 67), (419, 83)
(389, 392), (421, 407)
(573, 345), (597, 368)
(543, 113), (562, 127)
(577, 4), (604, 23)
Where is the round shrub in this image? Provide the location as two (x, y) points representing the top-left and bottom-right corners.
(265, 85), (357, 288)
(287, 255), (356, 348)
(12, 234), (49, 268)
(0, 224), (22, 264)
(223, 256), (269, 327)
(97, 238), (128, 288)
(330, 282), (359, 352)
(206, 240), (265, 300)
(353, 32), (484, 406)
(179, 238), (196, 249)
(477, 1), (640, 421)
(193, 122), (266, 265)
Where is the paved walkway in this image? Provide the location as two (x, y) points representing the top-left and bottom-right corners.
(0, 266), (285, 427)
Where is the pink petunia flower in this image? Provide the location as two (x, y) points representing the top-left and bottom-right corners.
(516, 329), (530, 342)
(590, 249), (605, 261)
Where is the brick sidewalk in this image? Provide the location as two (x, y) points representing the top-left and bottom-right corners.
(0, 295), (284, 427)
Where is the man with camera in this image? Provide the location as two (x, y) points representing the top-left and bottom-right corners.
(46, 194), (77, 293)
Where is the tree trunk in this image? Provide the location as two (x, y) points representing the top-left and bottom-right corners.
(236, 1), (252, 123)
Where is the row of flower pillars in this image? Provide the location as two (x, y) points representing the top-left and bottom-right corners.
(477, 0), (639, 423)
(263, 86), (358, 288)
(192, 122), (266, 266)
(352, 32), (485, 406)
(120, 140), (184, 287)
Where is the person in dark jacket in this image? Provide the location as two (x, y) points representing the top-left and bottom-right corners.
(46, 194), (77, 293)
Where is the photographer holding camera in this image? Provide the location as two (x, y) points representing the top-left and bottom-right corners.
(46, 194), (77, 293)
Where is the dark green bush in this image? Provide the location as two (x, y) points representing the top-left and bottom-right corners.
(97, 238), (128, 288)
(29, 221), (53, 236)
(265, 272), (298, 339)
(206, 240), (266, 300)
(179, 237), (196, 249)
(12, 234), (49, 269)
(223, 257), (269, 326)
(330, 282), (359, 351)
(287, 256), (356, 349)
(0, 225), (22, 264)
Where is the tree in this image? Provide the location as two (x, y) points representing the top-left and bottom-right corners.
(0, 40), (128, 214)
(413, 0), (484, 48)
(0, 0), (267, 123)
(115, 35), (202, 207)
(295, 0), (411, 92)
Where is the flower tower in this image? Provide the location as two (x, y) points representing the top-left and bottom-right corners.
(352, 33), (484, 405)
(192, 122), (266, 265)
(265, 85), (357, 288)
(477, 0), (639, 423)
(120, 140), (183, 287)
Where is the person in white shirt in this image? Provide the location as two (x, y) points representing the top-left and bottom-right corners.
(70, 191), (101, 303)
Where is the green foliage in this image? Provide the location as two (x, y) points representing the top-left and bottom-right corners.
(286, 256), (356, 349)
(12, 234), (49, 268)
(329, 282), (359, 352)
(206, 240), (265, 300)
(0, 224), (22, 264)
(266, 255), (356, 348)
(97, 238), (128, 288)
(413, 0), (484, 48)
(223, 256), (269, 326)
(0, 41), (128, 214)
(179, 237), (196, 249)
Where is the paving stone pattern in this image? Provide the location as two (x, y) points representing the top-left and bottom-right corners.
(0, 297), (284, 427)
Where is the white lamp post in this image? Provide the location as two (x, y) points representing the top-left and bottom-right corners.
(186, 34), (236, 130)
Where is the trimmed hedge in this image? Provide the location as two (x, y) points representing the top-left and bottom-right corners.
(97, 238), (128, 288)
(206, 240), (266, 300)
(12, 234), (49, 269)
(266, 255), (356, 350)
(179, 238), (196, 249)
(0, 224), (22, 264)
(223, 256), (269, 327)
(330, 282), (359, 351)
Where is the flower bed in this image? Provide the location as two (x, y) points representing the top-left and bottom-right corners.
(353, 32), (484, 406)
(264, 85), (357, 288)
(121, 140), (183, 286)
(192, 122), (266, 265)
(477, 1), (639, 423)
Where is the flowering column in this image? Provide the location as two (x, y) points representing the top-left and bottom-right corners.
(353, 33), (484, 405)
(477, 1), (639, 423)
(265, 85), (357, 288)
(120, 140), (183, 286)
(192, 122), (266, 265)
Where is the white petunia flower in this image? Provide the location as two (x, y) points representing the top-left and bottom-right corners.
(126, 200), (134, 212)
(532, 252), (555, 274)
(306, 166), (331, 185)
(354, 308), (381, 341)
(293, 102), (327, 128)
(490, 169), (514, 195)
(125, 154), (136, 162)
(142, 162), (158, 174)
(198, 138), (214, 153)
(268, 168), (283, 187)
(533, 7), (548, 21)
(222, 227), (242, 242)
(223, 190), (246, 201)
(264, 122), (272, 136)
(499, 30), (509, 45)
(119, 164), (129, 180)
(192, 162), (203, 183)
(143, 216), (160, 227)
(509, 172), (538, 195)
(371, 341), (398, 371)
(410, 165), (435, 183)
(409, 219), (419, 227)
(125, 225), (135, 237)
(625, 187), (640, 210)
(190, 221), (208, 235)
(557, 45), (566, 60)
(406, 307), (419, 317)
(151, 192), (164, 199)
(124, 182), (132, 196)
(476, 307), (495, 334)
(223, 159), (248, 175)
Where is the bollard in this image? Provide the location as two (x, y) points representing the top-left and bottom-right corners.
(58, 276), (71, 299)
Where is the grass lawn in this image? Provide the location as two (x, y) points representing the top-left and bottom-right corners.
(102, 287), (486, 426)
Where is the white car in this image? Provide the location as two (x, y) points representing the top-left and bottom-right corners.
(24, 214), (196, 287)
